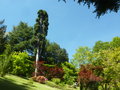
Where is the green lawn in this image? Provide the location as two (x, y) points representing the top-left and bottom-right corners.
(0, 75), (79, 90)
(0, 75), (60, 90)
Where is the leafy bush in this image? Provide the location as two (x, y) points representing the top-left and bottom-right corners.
(31, 76), (48, 84)
(62, 62), (77, 85)
(63, 73), (75, 85)
(10, 52), (33, 77)
(36, 76), (48, 84)
(78, 64), (102, 90)
(52, 78), (61, 84)
(33, 61), (64, 80)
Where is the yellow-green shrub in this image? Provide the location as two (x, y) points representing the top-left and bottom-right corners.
(10, 52), (33, 77)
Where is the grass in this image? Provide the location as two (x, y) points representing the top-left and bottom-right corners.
(46, 81), (79, 90)
(0, 75), (60, 90)
(0, 75), (79, 90)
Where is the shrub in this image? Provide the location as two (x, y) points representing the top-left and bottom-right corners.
(78, 64), (102, 90)
(36, 76), (48, 84)
(33, 61), (64, 80)
(32, 76), (48, 84)
(63, 73), (75, 85)
(52, 78), (61, 84)
(62, 62), (77, 85)
(10, 52), (34, 77)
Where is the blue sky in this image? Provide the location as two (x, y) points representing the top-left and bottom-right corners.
(0, 0), (120, 60)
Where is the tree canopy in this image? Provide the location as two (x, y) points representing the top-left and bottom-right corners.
(60, 0), (120, 17)
(0, 20), (7, 54)
(34, 10), (49, 60)
(93, 36), (120, 52)
(42, 40), (69, 64)
(8, 22), (34, 54)
(71, 46), (93, 68)
(7, 21), (68, 65)
(72, 37), (120, 89)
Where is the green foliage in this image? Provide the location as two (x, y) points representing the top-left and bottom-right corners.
(72, 36), (120, 89)
(0, 44), (12, 77)
(110, 36), (120, 48)
(8, 22), (34, 54)
(34, 10), (49, 76)
(0, 75), (60, 90)
(0, 20), (7, 54)
(43, 64), (55, 67)
(10, 52), (33, 77)
(71, 46), (93, 68)
(52, 78), (61, 84)
(0, 55), (9, 77)
(61, 0), (120, 17)
(93, 48), (120, 89)
(34, 10), (49, 53)
(34, 10), (49, 38)
(46, 81), (61, 89)
(63, 73), (75, 85)
(46, 81), (66, 90)
(62, 62), (77, 85)
(93, 41), (110, 52)
(85, 37), (120, 89)
(43, 40), (69, 64)
(93, 37), (120, 52)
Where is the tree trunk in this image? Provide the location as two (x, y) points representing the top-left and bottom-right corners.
(35, 39), (40, 77)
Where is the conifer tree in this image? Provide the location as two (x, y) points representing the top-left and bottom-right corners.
(34, 10), (49, 76)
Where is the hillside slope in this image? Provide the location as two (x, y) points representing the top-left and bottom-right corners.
(0, 75), (60, 90)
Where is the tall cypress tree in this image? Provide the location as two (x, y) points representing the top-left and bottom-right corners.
(34, 10), (49, 76)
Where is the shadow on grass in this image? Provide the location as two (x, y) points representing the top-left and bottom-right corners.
(0, 78), (29, 90)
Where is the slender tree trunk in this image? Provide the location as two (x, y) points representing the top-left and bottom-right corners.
(35, 39), (40, 77)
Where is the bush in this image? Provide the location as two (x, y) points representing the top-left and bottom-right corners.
(33, 61), (64, 80)
(36, 76), (48, 84)
(10, 52), (34, 77)
(52, 78), (61, 84)
(32, 76), (48, 84)
(78, 64), (102, 90)
(62, 62), (77, 85)
(63, 73), (75, 85)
